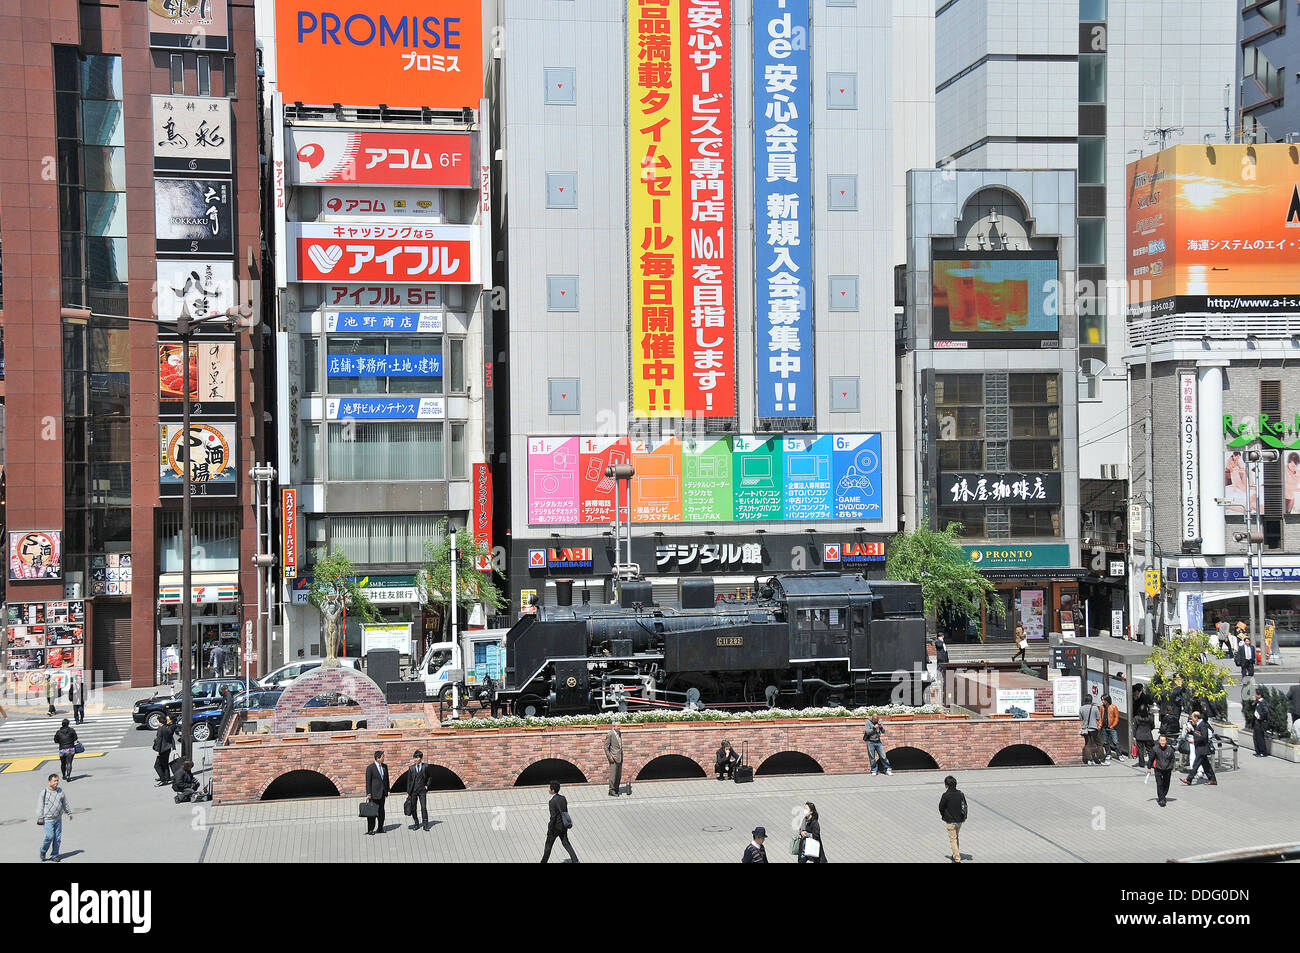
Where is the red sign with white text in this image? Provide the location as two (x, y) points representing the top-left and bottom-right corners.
(473, 463), (492, 572)
(281, 489), (299, 580)
(289, 223), (479, 283)
(286, 128), (474, 188)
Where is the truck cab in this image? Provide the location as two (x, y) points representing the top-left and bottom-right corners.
(416, 629), (509, 702)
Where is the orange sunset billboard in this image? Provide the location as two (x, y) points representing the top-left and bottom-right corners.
(1126, 143), (1300, 317)
(275, 0), (483, 110)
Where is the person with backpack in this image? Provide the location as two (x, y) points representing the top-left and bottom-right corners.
(541, 781), (579, 863)
(862, 715), (893, 776)
(939, 775), (968, 863)
(1180, 711), (1218, 786)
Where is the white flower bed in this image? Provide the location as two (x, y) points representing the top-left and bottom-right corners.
(446, 704), (946, 730)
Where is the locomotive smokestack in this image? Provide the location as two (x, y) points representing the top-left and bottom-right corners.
(555, 578), (574, 607)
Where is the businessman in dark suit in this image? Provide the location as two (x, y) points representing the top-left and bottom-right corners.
(1236, 637), (1257, 678)
(541, 781), (579, 863)
(364, 750), (390, 834)
(403, 750), (430, 830)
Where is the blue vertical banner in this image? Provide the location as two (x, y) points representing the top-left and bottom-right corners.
(753, 0), (813, 419)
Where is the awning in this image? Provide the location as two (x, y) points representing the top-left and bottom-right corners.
(157, 572), (240, 604)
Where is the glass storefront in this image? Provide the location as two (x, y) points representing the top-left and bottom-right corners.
(157, 602), (243, 684)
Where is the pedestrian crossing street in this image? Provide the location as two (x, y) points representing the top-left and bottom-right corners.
(0, 711), (136, 762)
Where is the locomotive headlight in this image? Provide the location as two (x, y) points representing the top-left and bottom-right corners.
(566, 676), (577, 688)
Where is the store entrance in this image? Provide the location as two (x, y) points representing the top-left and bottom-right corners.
(158, 605), (242, 685)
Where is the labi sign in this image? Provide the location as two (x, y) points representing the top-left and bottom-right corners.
(1223, 413), (1300, 451)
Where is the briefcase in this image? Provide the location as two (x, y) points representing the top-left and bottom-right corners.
(733, 741), (754, 783)
(358, 800), (379, 818)
(402, 796), (414, 817)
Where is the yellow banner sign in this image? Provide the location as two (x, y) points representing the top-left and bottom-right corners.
(1145, 570), (1161, 598)
(629, 0), (684, 417)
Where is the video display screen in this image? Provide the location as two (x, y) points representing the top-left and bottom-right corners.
(931, 253), (1059, 348)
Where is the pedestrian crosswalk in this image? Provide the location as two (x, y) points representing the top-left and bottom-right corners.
(0, 712), (136, 760)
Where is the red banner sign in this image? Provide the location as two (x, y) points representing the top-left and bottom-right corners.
(286, 128), (474, 188)
(282, 489), (299, 580)
(289, 223), (479, 283)
(472, 463), (492, 572)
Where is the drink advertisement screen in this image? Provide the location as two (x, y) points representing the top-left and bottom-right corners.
(1127, 144), (1300, 317)
(287, 128), (474, 188)
(275, 0), (483, 109)
(528, 434), (884, 525)
(931, 253), (1059, 348)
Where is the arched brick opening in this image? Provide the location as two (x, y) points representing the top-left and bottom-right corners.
(757, 751), (824, 776)
(636, 754), (707, 781)
(261, 770), (341, 801)
(988, 744), (1054, 768)
(271, 666), (390, 733)
(886, 746), (940, 771)
(514, 758), (587, 787)
(390, 764), (467, 792)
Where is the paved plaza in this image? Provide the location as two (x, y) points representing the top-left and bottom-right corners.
(0, 739), (1296, 864)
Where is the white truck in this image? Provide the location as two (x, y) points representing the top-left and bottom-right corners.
(414, 629), (510, 704)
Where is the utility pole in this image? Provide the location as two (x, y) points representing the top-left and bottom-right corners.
(1245, 449), (1278, 654)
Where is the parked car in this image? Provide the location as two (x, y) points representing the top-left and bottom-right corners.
(133, 677), (261, 730)
(258, 657), (359, 690)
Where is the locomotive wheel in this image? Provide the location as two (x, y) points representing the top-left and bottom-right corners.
(811, 687), (844, 710)
(514, 695), (548, 718)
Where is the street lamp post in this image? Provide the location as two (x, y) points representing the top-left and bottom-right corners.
(61, 304), (254, 763)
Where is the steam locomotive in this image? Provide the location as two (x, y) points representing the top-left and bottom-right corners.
(497, 573), (930, 717)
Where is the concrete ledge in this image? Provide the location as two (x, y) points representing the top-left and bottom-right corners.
(211, 713), (1081, 803)
(1231, 727), (1300, 763)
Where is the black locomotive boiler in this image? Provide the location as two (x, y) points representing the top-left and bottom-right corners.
(498, 573), (929, 717)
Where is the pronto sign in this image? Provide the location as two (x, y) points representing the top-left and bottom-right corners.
(275, 0), (483, 110)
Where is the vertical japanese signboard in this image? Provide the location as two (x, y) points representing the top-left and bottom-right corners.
(629, 0), (735, 419)
(282, 489), (299, 580)
(1178, 370), (1200, 545)
(753, 0), (813, 420)
(473, 463), (493, 571)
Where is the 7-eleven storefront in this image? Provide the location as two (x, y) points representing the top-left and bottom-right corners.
(156, 574), (242, 684)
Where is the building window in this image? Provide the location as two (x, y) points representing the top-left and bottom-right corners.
(327, 515), (448, 565)
(197, 56), (211, 96)
(302, 336), (319, 394)
(1079, 137), (1105, 185)
(449, 422), (467, 479)
(1079, 217), (1105, 265)
(326, 335), (444, 395)
(1080, 298), (1107, 346)
(170, 55), (184, 95)
(448, 338), (466, 393)
(1079, 0), (1106, 20)
(223, 57), (236, 97)
(302, 422), (320, 483)
(1242, 42), (1283, 99)
(327, 421), (444, 481)
(936, 374), (985, 470)
(159, 509), (240, 572)
(1079, 54), (1106, 104)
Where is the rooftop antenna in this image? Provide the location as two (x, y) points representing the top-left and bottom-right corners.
(1145, 105), (1184, 152)
(1223, 83), (1232, 143)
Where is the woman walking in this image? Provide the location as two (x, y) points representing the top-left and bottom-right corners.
(1133, 707), (1155, 768)
(54, 718), (78, 782)
(798, 801), (826, 864)
(1011, 625), (1028, 666)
